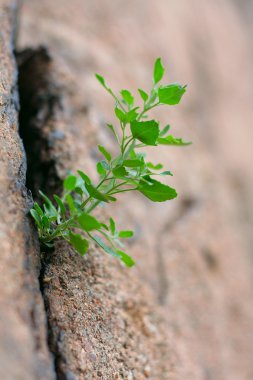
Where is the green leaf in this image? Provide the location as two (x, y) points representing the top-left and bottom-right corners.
(121, 89), (134, 106)
(92, 235), (118, 256)
(118, 230), (134, 238)
(33, 202), (44, 217)
(53, 195), (66, 215)
(159, 171), (173, 176)
(65, 194), (76, 213)
(116, 250), (135, 267)
(112, 165), (128, 179)
(64, 175), (77, 191)
(159, 124), (171, 137)
(98, 145), (112, 162)
(158, 84), (186, 105)
(102, 161), (110, 170)
(125, 108), (139, 122)
(77, 170), (91, 185)
(130, 120), (159, 146)
(85, 182), (115, 202)
(96, 161), (107, 176)
(158, 135), (191, 146)
(147, 162), (163, 170)
(138, 88), (149, 102)
(137, 177), (177, 202)
(115, 107), (126, 122)
(92, 235), (135, 267)
(30, 209), (41, 226)
(41, 215), (50, 229)
(153, 57), (165, 84)
(123, 159), (144, 168)
(78, 212), (101, 231)
(101, 223), (109, 231)
(69, 232), (89, 256)
(39, 190), (53, 207)
(75, 187), (84, 197)
(107, 124), (118, 139)
(95, 73), (106, 88)
(39, 191), (58, 218)
(109, 217), (116, 235)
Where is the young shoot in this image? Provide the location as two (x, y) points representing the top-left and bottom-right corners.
(30, 58), (191, 267)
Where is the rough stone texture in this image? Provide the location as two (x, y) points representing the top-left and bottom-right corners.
(17, 0), (253, 379)
(0, 0), (252, 379)
(0, 2), (55, 379)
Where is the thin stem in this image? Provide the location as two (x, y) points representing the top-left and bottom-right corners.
(109, 187), (138, 195)
(122, 136), (134, 156)
(124, 139), (136, 158)
(137, 102), (160, 121)
(86, 200), (100, 213)
(107, 88), (126, 112)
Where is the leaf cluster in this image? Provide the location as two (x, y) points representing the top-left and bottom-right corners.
(31, 58), (190, 266)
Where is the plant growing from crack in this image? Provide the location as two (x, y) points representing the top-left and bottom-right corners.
(30, 58), (191, 267)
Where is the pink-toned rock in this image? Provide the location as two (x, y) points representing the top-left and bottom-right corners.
(0, 2), (54, 379)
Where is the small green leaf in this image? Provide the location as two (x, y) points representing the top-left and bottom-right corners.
(30, 209), (41, 226)
(158, 84), (186, 105)
(69, 232), (89, 256)
(77, 170), (91, 185)
(159, 171), (173, 176)
(33, 202), (44, 217)
(159, 124), (171, 136)
(107, 124), (118, 139)
(147, 162), (163, 170)
(115, 107), (126, 122)
(86, 182), (115, 202)
(75, 187), (84, 197)
(158, 135), (191, 146)
(118, 230), (134, 238)
(97, 161), (107, 176)
(92, 235), (134, 267)
(116, 250), (135, 267)
(123, 159), (144, 168)
(78, 212), (101, 231)
(39, 191), (58, 218)
(53, 195), (66, 215)
(125, 108), (139, 122)
(137, 177), (177, 202)
(109, 217), (116, 235)
(130, 120), (159, 146)
(95, 73), (106, 88)
(121, 89), (134, 106)
(41, 215), (50, 229)
(39, 191), (53, 207)
(101, 223), (109, 231)
(112, 165), (128, 179)
(92, 235), (117, 256)
(138, 88), (149, 102)
(153, 57), (165, 84)
(65, 194), (76, 213)
(98, 145), (112, 162)
(64, 175), (77, 191)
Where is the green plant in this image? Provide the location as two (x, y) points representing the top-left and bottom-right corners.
(30, 58), (190, 267)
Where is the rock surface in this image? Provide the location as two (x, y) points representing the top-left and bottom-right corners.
(0, 0), (253, 379)
(0, 2), (54, 379)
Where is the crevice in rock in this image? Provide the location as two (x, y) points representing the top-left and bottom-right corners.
(17, 46), (71, 380)
(17, 46), (64, 196)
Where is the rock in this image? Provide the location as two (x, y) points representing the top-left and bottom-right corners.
(0, 2), (55, 379)
(0, 0), (251, 379)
